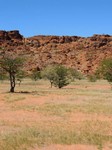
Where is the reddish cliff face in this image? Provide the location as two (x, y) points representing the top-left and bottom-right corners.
(0, 30), (23, 41)
(0, 30), (112, 74)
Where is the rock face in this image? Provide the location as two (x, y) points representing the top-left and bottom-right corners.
(0, 30), (112, 74)
(0, 30), (23, 40)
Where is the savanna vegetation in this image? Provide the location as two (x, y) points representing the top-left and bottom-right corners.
(0, 47), (112, 150)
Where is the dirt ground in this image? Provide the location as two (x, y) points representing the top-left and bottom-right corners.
(31, 144), (112, 150)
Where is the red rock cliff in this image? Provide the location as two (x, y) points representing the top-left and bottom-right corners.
(0, 30), (112, 74)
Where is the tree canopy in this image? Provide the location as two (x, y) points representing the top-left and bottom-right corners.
(96, 58), (112, 85)
(0, 54), (25, 92)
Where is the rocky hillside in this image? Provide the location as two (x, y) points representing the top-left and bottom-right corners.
(0, 30), (112, 74)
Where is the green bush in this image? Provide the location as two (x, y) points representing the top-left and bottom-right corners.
(42, 65), (69, 88)
(88, 74), (97, 82)
(53, 65), (69, 88)
(96, 58), (112, 86)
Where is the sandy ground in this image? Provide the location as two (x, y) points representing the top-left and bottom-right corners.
(30, 144), (112, 150)
(30, 144), (98, 150)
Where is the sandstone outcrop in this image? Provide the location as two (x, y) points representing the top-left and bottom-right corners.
(0, 30), (112, 74)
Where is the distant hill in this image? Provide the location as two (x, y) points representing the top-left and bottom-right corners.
(0, 30), (112, 74)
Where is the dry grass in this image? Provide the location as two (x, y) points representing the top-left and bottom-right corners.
(0, 79), (112, 150)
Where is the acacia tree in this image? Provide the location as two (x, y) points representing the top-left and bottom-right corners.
(0, 55), (25, 92)
(53, 65), (69, 88)
(41, 65), (56, 88)
(42, 64), (70, 88)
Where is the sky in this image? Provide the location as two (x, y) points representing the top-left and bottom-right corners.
(0, 0), (112, 37)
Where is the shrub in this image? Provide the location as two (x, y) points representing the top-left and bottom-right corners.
(88, 74), (97, 82)
(30, 69), (41, 81)
(42, 65), (70, 88)
(53, 65), (69, 88)
(96, 58), (112, 87)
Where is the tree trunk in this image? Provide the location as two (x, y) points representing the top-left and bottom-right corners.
(9, 73), (15, 93)
(10, 86), (15, 92)
(50, 81), (53, 88)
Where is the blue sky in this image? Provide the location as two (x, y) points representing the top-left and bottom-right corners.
(0, 0), (112, 37)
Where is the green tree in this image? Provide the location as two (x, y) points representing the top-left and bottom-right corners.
(96, 58), (112, 87)
(68, 68), (83, 81)
(42, 65), (70, 88)
(0, 68), (7, 82)
(42, 65), (83, 88)
(41, 65), (56, 88)
(53, 65), (69, 88)
(0, 55), (25, 92)
(30, 69), (41, 82)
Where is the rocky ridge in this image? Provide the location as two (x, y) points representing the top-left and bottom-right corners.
(0, 30), (112, 74)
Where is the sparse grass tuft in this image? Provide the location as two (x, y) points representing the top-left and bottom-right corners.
(4, 94), (26, 103)
(0, 124), (112, 150)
